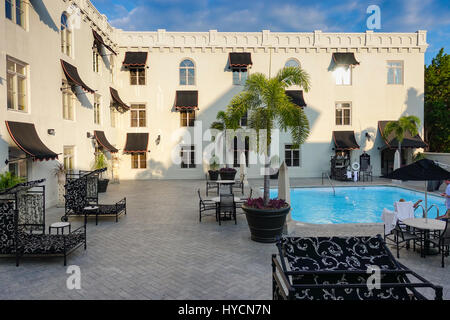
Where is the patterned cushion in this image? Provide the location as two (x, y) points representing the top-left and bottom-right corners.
(18, 233), (85, 255)
(0, 202), (16, 255)
(280, 236), (411, 300)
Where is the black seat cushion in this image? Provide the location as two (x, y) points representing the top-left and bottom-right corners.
(18, 233), (85, 255)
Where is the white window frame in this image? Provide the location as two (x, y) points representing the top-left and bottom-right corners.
(334, 66), (352, 85)
(60, 13), (72, 57)
(180, 145), (196, 169)
(232, 68), (248, 86)
(285, 58), (300, 68)
(5, 0), (26, 29)
(130, 67), (146, 86)
(131, 153), (147, 169)
(387, 60), (404, 85)
(335, 102), (352, 126)
(7, 57), (28, 112)
(179, 59), (195, 86)
(130, 104), (146, 127)
(94, 95), (101, 124)
(285, 144), (301, 167)
(63, 146), (75, 173)
(62, 79), (74, 120)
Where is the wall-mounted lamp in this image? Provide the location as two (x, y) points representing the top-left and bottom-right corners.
(87, 132), (93, 139)
(365, 132), (372, 141)
(155, 135), (161, 146)
(47, 129), (55, 136)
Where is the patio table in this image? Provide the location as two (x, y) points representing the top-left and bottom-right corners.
(402, 218), (446, 257)
(215, 180), (236, 194)
(211, 196), (241, 203)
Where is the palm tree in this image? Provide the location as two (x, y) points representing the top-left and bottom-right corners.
(222, 66), (311, 206)
(210, 111), (232, 167)
(384, 115), (421, 166)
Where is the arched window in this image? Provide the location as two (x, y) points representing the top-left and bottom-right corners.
(179, 59), (195, 85)
(285, 58), (300, 68)
(61, 13), (72, 56)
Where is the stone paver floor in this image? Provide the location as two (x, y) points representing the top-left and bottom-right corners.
(0, 179), (448, 299)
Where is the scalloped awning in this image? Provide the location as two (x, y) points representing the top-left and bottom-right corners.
(93, 30), (117, 55)
(175, 91), (198, 110)
(333, 131), (360, 150)
(378, 121), (427, 149)
(110, 87), (130, 113)
(229, 52), (252, 68)
(285, 90), (307, 107)
(124, 133), (149, 154)
(61, 60), (95, 93)
(94, 131), (118, 153)
(332, 53), (359, 66)
(123, 52), (148, 67)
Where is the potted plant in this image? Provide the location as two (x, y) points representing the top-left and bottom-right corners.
(53, 162), (66, 207)
(93, 152), (109, 193)
(208, 156), (220, 181)
(222, 65), (310, 242)
(0, 171), (25, 192)
(219, 167), (237, 180)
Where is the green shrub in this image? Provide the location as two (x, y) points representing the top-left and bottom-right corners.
(0, 172), (25, 191)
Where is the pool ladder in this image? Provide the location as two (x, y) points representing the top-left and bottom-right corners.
(323, 172), (336, 196)
(415, 204), (440, 218)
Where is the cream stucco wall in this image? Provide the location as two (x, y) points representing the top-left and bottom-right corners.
(0, 0), (428, 207)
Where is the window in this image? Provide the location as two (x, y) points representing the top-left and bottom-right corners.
(93, 50), (100, 73)
(61, 13), (72, 56)
(110, 107), (117, 128)
(62, 79), (74, 120)
(5, 0), (12, 20)
(7, 58), (27, 112)
(94, 95), (101, 124)
(240, 111), (248, 127)
(335, 102), (351, 126)
(232, 68), (248, 85)
(387, 61), (404, 84)
(180, 110), (195, 127)
(334, 66), (351, 85)
(179, 59), (195, 85)
(233, 136), (249, 168)
(131, 153), (146, 169)
(8, 148), (27, 180)
(180, 145), (196, 168)
(130, 68), (145, 85)
(5, 0), (25, 27)
(130, 104), (146, 127)
(285, 58), (300, 68)
(110, 55), (115, 83)
(285, 145), (300, 167)
(63, 146), (75, 173)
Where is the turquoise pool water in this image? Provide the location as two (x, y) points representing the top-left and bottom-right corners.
(269, 186), (446, 224)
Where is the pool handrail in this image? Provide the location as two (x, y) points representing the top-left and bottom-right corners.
(415, 204), (440, 218)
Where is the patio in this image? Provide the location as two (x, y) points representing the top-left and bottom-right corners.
(0, 179), (448, 300)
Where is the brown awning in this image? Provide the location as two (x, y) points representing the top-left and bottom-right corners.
(5, 121), (58, 161)
(332, 53), (359, 66)
(229, 52), (252, 68)
(93, 30), (117, 55)
(333, 131), (360, 150)
(175, 91), (198, 110)
(110, 87), (130, 113)
(285, 90), (307, 107)
(61, 60), (95, 93)
(124, 133), (149, 154)
(94, 131), (118, 153)
(123, 52), (148, 67)
(378, 121), (427, 149)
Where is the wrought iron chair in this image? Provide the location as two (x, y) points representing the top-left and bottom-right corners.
(429, 219), (450, 267)
(361, 164), (373, 182)
(217, 193), (236, 225)
(232, 175), (245, 195)
(205, 174), (219, 196)
(197, 189), (217, 222)
(385, 220), (421, 258)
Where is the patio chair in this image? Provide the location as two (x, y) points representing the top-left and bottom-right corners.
(272, 235), (443, 300)
(205, 174), (219, 196)
(197, 189), (217, 222)
(217, 193), (236, 225)
(394, 201), (415, 221)
(385, 220), (420, 258)
(361, 165), (373, 182)
(429, 219), (450, 267)
(232, 175), (245, 195)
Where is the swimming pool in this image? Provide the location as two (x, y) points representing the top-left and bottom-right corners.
(269, 186), (446, 224)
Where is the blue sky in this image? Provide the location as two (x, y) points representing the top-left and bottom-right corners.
(91, 0), (449, 65)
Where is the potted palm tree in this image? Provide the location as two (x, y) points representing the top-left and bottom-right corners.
(223, 66), (311, 242)
(93, 152), (110, 193)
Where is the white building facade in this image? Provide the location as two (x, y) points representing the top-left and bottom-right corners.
(0, 0), (428, 207)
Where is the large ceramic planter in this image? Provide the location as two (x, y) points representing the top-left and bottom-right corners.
(219, 170), (237, 181)
(98, 179), (109, 193)
(208, 170), (219, 181)
(242, 205), (290, 243)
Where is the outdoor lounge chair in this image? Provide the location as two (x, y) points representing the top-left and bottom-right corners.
(217, 193), (236, 225)
(272, 235), (443, 300)
(429, 219), (450, 267)
(0, 181), (86, 266)
(197, 189), (217, 222)
(62, 169), (126, 225)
